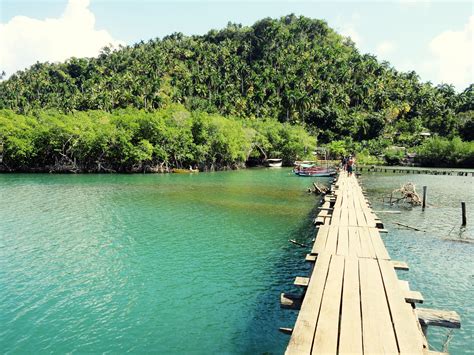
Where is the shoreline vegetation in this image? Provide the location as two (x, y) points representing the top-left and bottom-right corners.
(0, 15), (473, 172)
(0, 105), (315, 173)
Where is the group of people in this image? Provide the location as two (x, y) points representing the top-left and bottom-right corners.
(341, 155), (356, 176)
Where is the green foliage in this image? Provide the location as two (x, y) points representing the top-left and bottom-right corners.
(0, 15), (471, 142)
(415, 137), (474, 168)
(325, 140), (347, 158)
(457, 110), (474, 141)
(0, 107), (316, 171)
(384, 148), (405, 166)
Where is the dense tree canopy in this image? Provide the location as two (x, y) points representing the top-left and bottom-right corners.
(0, 15), (473, 171)
(0, 106), (316, 172)
(1, 15), (472, 144)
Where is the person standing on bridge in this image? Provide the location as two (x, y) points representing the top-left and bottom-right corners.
(341, 156), (348, 171)
(347, 155), (355, 176)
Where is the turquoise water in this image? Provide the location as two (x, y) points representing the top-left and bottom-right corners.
(0, 169), (318, 354)
(0, 169), (472, 354)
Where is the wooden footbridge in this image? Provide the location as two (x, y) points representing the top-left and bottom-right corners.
(281, 171), (460, 354)
(358, 165), (474, 176)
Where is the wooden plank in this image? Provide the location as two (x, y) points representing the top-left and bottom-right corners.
(354, 198), (367, 226)
(279, 327), (293, 335)
(416, 308), (461, 329)
(392, 260), (409, 270)
(294, 276), (310, 287)
(340, 208), (349, 226)
(368, 227), (390, 260)
(379, 259), (425, 354)
(331, 207), (342, 225)
(399, 280), (410, 291)
(311, 225), (329, 255)
(362, 207), (377, 227)
(317, 209), (328, 217)
(348, 207), (357, 226)
(314, 216), (325, 226)
(281, 293), (302, 310)
(336, 226), (349, 256)
(405, 290), (424, 304)
(339, 256), (363, 354)
(348, 226), (362, 257)
(312, 255), (345, 354)
(358, 226), (376, 258)
(341, 190), (348, 209)
(286, 254), (332, 355)
(324, 225), (339, 255)
(359, 258), (398, 354)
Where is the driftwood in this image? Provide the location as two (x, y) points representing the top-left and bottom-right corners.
(385, 182), (422, 206)
(393, 222), (427, 232)
(289, 239), (307, 248)
(310, 182), (329, 195)
(443, 237), (474, 244)
(416, 308), (461, 329)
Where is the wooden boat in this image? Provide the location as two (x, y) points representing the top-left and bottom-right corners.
(296, 169), (336, 177)
(266, 158), (283, 167)
(293, 163), (336, 177)
(294, 148), (336, 176)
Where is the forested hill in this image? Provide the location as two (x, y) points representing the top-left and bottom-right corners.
(0, 14), (472, 143)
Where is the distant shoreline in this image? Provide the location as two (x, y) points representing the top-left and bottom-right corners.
(1, 164), (473, 174)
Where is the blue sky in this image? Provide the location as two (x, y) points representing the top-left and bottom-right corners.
(1, 0), (473, 90)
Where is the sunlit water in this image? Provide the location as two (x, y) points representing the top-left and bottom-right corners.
(0, 169), (472, 354)
(360, 172), (474, 354)
(0, 169), (317, 354)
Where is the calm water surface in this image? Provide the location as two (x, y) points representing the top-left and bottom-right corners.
(0, 169), (316, 354)
(360, 172), (473, 354)
(0, 169), (472, 354)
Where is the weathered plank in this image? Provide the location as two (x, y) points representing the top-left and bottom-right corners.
(405, 290), (424, 304)
(294, 276), (310, 287)
(340, 208), (349, 226)
(324, 225), (339, 255)
(392, 260), (409, 270)
(359, 258), (398, 354)
(358, 226), (376, 258)
(279, 327), (293, 334)
(286, 254), (332, 355)
(416, 308), (461, 329)
(336, 226), (349, 256)
(348, 207), (357, 226)
(312, 255), (345, 354)
(339, 256), (363, 354)
(368, 227), (390, 260)
(311, 226), (329, 255)
(379, 259), (425, 354)
(348, 226), (362, 257)
(281, 293), (302, 310)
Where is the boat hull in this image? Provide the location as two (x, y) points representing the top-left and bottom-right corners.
(296, 171), (336, 177)
(266, 159), (283, 167)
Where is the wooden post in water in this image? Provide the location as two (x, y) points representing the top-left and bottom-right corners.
(422, 186), (427, 210)
(461, 202), (466, 226)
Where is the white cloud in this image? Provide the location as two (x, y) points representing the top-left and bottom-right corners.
(375, 40), (397, 58)
(340, 24), (363, 47)
(428, 15), (474, 90)
(0, 0), (124, 77)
